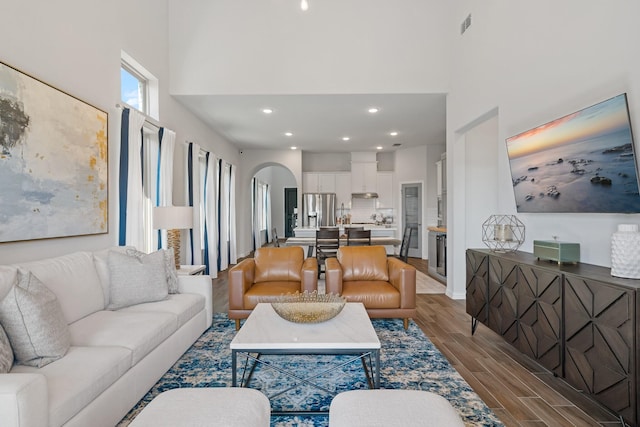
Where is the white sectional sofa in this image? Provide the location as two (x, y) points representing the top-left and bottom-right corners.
(0, 247), (213, 427)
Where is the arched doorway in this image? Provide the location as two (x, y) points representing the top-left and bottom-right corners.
(252, 164), (297, 248)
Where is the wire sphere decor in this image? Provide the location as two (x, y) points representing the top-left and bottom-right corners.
(482, 215), (525, 252)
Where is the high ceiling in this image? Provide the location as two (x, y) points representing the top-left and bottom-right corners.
(175, 93), (447, 153)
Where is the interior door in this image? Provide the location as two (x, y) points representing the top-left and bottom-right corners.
(284, 187), (297, 237)
(402, 183), (422, 258)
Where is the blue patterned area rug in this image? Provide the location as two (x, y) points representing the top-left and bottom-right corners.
(118, 314), (503, 427)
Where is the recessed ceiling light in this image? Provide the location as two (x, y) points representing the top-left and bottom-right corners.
(285, 132), (293, 137)
(389, 131), (398, 136)
(376, 146), (383, 150)
(342, 136), (350, 141)
(262, 108), (273, 114)
(290, 146), (297, 150)
(368, 108), (379, 114)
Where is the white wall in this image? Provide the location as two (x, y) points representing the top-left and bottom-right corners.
(237, 149), (302, 257)
(0, 0), (238, 264)
(167, 0), (451, 96)
(447, 0), (640, 298)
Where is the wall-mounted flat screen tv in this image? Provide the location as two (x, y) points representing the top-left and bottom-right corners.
(505, 93), (640, 213)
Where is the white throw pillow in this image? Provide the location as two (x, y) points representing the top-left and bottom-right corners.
(0, 270), (70, 368)
(126, 248), (179, 294)
(0, 323), (14, 373)
(107, 250), (169, 310)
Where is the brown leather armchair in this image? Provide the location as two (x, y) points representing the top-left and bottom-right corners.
(228, 246), (318, 329)
(325, 246), (416, 329)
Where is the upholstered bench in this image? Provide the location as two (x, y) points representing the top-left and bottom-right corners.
(329, 389), (464, 427)
(128, 388), (271, 426)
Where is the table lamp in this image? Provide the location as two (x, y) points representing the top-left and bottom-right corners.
(153, 206), (194, 269)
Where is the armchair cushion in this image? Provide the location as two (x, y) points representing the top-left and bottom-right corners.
(340, 281), (400, 309)
(254, 247), (303, 283)
(337, 246), (389, 282)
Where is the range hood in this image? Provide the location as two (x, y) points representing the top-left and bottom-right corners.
(352, 192), (379, 199)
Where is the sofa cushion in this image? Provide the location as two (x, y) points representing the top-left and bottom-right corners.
(68, 310), (176, 365)
(0, 323), (13, 373)
(118, 293), (205, 328)
(93, 246), (134, 307)
(10, 345), (132, 427)
(107, 250), (169, 310)
(0, 266), (18, 301)
(17, 251), (105, 324)
(0, 270), (70, 367)
(254, 247), (303, 283)
(338, 246), (389, 282)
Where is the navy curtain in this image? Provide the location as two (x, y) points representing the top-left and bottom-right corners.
(118, 109), (130, 246)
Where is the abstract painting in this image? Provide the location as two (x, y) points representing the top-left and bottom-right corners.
(0, 62), (108, 243)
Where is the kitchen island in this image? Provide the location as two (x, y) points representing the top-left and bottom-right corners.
(288, 225), (399, 256)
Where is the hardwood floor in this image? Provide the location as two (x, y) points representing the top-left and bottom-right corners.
(209, 257), (622, 427)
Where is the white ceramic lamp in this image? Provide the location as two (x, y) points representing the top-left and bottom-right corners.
(153, 206), (194, 269)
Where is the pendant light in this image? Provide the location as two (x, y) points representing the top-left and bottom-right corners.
(300, 0), (309, 11)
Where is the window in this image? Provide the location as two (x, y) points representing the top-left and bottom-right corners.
(120, 64), (147, 113)
(120, 50), (159, 119)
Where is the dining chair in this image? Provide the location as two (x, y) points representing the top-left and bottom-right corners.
(398, 225), (415, 263)
(346, 229), (371, 246)
(316, 228), (340, 278)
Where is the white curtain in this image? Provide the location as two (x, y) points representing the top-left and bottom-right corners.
(219, 161), (230, 270)
(229, 163), (237, 264)
(203, 152), (218, 277)
(252, 178), (262, 249)
(266, 184), (272, 245)
(119, 108), (146, 249)
(185, 142), (203, 265)
(157, 128), (175, 249)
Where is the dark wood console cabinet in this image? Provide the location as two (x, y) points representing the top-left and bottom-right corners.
(466, 249), (638, 426)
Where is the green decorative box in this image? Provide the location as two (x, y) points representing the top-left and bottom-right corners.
(533, 240), (580, 264)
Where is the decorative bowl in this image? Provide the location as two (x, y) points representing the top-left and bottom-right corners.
(271, 291), (346, 323)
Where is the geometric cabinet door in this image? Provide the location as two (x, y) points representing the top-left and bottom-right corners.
(563, 274), (636, 426)
(516, 264), (563, 376)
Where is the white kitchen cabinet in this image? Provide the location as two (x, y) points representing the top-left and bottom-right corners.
(303, 172), (336, 193)
(335, 173), (351, 208)
(376, 172), (393, 208)
(351, 162), (377, 193)
(302, 173), (318, 193)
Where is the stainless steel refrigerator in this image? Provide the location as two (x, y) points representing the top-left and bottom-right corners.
(302, 193), (336, 227)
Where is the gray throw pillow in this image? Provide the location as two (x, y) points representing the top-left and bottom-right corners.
(0, 270), (70, 368)
(0, 324), (14, 373)
(108, 250), (169, 310)
(126, 248), (179, 294)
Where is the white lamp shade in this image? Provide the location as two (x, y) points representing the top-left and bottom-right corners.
(153, 206), (194, 230)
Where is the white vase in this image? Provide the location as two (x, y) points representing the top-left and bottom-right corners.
(611, 224), (640, 279)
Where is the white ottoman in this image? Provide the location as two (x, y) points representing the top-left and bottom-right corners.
(128, 388), (271, 427)
(329, 390), (464, 427)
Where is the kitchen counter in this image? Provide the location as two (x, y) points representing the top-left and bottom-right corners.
(427, 226), (447, 233)
(293, 225), (397, 238)
(291, 225), (398, 256)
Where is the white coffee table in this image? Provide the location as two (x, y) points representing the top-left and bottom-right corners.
(230, 302), (381, 415)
